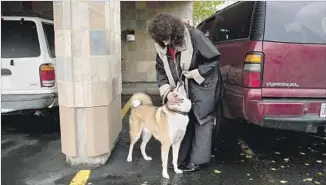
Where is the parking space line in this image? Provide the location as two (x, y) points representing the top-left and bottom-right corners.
(1, 139), (10, 144)
(2, 140), (38, 156)
(69, 170), (91, 185)
(121, 97), (132, 119)
(69, 97), (131, 184)
(309, 134), (326, 140)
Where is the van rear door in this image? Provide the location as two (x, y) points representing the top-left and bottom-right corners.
(1, 18), (44, 94)
(262, 1), (326, 95)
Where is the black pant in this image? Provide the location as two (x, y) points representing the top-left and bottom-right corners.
(178, 112), (213, 165)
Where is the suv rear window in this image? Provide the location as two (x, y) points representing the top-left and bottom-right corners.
(200, 1), (255, 43)
(42, 22), (55, 58)
(265, 1), (326, 44)
(1, 20), (41, 58)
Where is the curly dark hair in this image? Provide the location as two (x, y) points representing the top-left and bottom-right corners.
(148, 13), (185, 47)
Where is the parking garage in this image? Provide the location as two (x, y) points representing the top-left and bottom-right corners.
(2, 1), (326, 185)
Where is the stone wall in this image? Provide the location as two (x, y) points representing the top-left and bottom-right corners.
(120, 1), (193, 83)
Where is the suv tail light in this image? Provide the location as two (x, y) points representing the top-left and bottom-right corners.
(39, 64), (55, 87)
(243, 52), (264, 88)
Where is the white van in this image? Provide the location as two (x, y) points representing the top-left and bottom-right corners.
(1, 15), (58, 117)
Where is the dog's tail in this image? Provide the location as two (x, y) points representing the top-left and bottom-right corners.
(130, 93), (153, 108)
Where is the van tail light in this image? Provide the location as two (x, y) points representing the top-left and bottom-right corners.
(39, 64), (55, 87)
(243, 52), (264, 88)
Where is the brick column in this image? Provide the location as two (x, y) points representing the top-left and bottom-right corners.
(53, 1), (122, 166)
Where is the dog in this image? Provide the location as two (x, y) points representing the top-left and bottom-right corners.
(126, 92), (192, 179)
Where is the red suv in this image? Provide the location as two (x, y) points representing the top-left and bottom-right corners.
(198, 1), (326, 133)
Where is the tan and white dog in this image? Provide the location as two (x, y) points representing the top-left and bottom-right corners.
(126, 92), (192, 179)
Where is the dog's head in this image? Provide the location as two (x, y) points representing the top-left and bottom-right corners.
(166, 91), (192, 114)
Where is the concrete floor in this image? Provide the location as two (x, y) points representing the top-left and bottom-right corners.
(1, 96), (326, 185)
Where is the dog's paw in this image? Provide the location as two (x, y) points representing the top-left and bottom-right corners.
(162, 172), (170, 179)
(126, 156), (132, 162)
(174, 168), (183, 174)
(144, 156), (153, 161)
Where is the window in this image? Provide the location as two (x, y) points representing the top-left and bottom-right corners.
(42, 22), (55, 58)
(210, 1), (255, 43)
(198, 18), (215, 42)
(1, 20), (40, 58)
(265, 1), (326, 44)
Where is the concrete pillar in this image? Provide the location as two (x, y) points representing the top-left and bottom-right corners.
(53, 1), (122, 166)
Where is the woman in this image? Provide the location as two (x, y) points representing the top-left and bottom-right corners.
(148, 14), (224, 172)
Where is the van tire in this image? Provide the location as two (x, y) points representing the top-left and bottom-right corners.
(211, 105), (225, 150)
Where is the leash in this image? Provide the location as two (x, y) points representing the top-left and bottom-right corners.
(174, 63), (189, 97)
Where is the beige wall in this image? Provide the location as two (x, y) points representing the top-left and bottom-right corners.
(120, 1), (193, 83)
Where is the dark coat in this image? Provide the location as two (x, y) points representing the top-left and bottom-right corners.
(155, 25), (223, 125)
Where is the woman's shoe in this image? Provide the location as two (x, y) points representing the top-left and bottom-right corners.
(180, 163), (200, 172)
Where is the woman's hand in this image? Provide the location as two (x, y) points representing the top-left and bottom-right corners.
(183, 71), (194, 79)
(167, 91), (183, 104)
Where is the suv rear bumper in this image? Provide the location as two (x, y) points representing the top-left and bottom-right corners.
(263, 115), (326, 133)
(247, 99), (326, 133)
(1, 93), (58, 114)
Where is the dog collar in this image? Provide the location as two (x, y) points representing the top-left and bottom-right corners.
(166, 106), (188, 116)
(173, 110), (189, 116)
